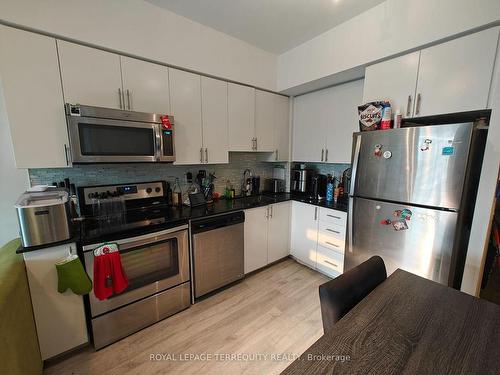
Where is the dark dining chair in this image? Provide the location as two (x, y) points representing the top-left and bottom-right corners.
(319, 255), (387, 333)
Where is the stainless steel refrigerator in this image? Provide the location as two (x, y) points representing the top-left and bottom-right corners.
(346, 122), (486, 288)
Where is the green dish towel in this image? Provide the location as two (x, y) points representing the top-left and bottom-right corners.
(55, 257), (92, 295)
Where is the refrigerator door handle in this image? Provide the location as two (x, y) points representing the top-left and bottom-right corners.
(348, 197), (354, 253)
(350, 134), (361, 196)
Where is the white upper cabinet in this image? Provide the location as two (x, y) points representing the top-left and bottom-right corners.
(255, 89), (275, 152)
(363, 52), (420, 118)
(273, 95), (290, 162)
(120, 56), (170, 114)
(267, 202), (291, 264)
(363, 27), (499, 118)
(0, 26), (69, 168)
(169, 68), (203, 165)
(293, 89), (328, 162)
(414, 27), (499, 117)
(293, 79), (362, 163)
(228, 83), (255, 151)
(324, 79), (363, 163)
(201, 76), (228, 164)
(57, 41), (123, 109)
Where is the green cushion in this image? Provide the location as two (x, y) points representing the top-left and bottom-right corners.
(0, 239), (43, 375)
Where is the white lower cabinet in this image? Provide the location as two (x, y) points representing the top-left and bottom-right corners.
(290, 201), (319, 268)
(290, 201), (347, 278)
(244, 202), (291, 274)
(23, 243), (88, 360)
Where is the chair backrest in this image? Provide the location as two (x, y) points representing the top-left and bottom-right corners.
(319, 255), (387, 333)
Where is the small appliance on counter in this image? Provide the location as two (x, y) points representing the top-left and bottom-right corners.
(311, 174), (328, 200)
(290, 164), (312, 194)
(15, 189), (73, 247)
(251, 176), (260, 195)
(264, 178), (285, 194)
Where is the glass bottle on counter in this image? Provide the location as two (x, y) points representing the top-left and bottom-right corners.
(326, 174), (334, 202)
(172, 178), (183, 207)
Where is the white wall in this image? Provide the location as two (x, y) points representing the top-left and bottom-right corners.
(0, 86), (28, 246)
(0, 0), (277, 91)
(278, 0), (500, 93)
(461, 48), (500, 295)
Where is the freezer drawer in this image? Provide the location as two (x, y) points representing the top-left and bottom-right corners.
(346, 197), (458, 285)
(352, 123), (473, 209)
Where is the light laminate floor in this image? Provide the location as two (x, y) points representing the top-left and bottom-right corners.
(45, 258), (329, 375)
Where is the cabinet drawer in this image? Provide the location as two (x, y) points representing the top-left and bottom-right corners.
(316, 245), (344, 277)
(318, 221), (345, 240)
(319, 208), (347, 226)
(318, 222), (345, 253)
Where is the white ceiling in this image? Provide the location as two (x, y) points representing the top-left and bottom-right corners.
(146, 0), (386, 54)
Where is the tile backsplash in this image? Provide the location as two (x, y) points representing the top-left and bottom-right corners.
(29, 153), (284, 195)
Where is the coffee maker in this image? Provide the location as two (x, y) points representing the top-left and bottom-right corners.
(311, 174), (328, 200)
(290, 164), (312, 194)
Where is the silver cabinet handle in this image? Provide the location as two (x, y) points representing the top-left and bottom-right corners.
(314, 207), (318, 220)
(126, 89), (131, 110)
(326, 228), (340, 234)
(64, 144), (70, 165)
(205, 148), (208, 163)
(321, 149), (324, 162)
(325, 241), (340, 248)
(323, 259), (339, 268)
(200, 148), (203, 163)
(270, 205), (273, 218)
(415, 93), (422, 116)
(327, 214), (341, 219)
(276, 149), (278, 161)
(255, 138), (258, 150)
(118, 88), (123, 109)
(325, 149), (329, 162)
(266, 206), (269, 219)
(406, 95), (412, 117)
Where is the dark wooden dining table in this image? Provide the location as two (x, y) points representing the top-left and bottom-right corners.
(282, 269), (500, 374)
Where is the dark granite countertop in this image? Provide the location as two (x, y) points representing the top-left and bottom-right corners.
(17, 193), (349, 252)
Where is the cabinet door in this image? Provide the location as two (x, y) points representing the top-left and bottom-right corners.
(267, 202), (291, 263)
(255, 89), (275, 152)
(292, 89), (328, 162)
(273, 95), (290, 161)
(120, 56), (170, 113)
(201, 77), (228, 164)
(57, 41), (122, 109)
(0, 26), (69, 168)
(290, 201), (318, 268)
(363, 51), (420, 117)
(324, 80), (363, 163)
(244, 206), (269, 273)
(169, 68), (203, 165)
(228, 83), (255, 151)
(23, 243), (88, 360)
(415, 27), (499, 117)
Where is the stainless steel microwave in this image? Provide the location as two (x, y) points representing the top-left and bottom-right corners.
(65, 104), (175, 163)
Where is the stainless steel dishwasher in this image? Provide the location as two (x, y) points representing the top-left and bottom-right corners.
(191, 211), (245, 300)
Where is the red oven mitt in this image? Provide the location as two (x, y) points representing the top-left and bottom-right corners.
(93, 244), (129, 301)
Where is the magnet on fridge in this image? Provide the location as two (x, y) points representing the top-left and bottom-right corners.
(383, 150), (392, 159)
(420, 139), (432, 151)
(374, 144), (382, 157)
(393, 219), (408, 231)
(380, 219), (392, 225)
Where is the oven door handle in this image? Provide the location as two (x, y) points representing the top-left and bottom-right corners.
(83, 225), (188, 252)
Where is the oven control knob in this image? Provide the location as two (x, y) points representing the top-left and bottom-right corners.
(155, 187), (161, 193)
(146, 188), (152, 194)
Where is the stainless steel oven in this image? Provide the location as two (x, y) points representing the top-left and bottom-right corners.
(66, 103), (175, 163)
(83, 225), (189, 349)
